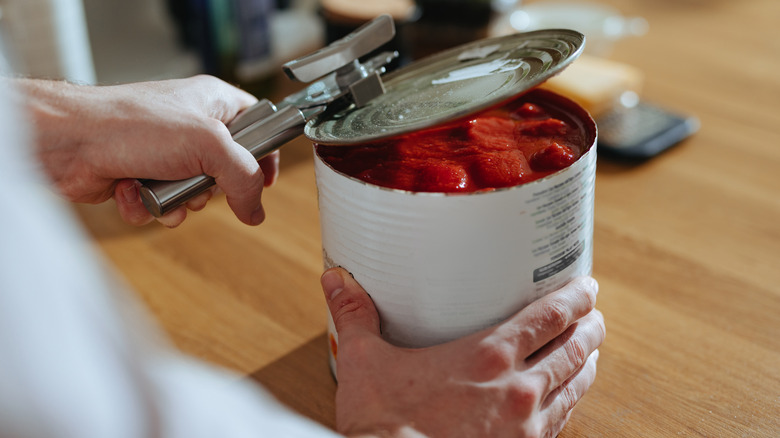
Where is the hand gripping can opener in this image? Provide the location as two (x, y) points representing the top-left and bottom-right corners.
(140, 15), (587, 217)
(139, 15), (398, 217)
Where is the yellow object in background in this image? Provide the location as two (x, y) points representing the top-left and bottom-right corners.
(320, 0), (417, 23)
(540, 54), (644, 118)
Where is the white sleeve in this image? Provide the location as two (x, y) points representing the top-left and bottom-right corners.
(0, 68), (340, 438)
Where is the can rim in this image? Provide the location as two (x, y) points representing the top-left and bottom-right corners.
(306, 29), (586, 145)
(313, 88), (597, 196)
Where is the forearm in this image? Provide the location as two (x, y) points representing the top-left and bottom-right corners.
(5, 77), (114, 202)
(13, 78), (87, 149)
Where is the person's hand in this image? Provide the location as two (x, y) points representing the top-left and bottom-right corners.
(16, 75), (279, 227)
(320, 268), (605, 438)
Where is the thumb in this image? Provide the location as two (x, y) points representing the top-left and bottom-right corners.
(320, 268), (381, 338)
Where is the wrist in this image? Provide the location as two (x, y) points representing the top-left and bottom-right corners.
(16, 78), (87, 152)
(12, 78), (107, 197)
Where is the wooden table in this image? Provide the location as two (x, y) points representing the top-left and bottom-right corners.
(75, 0), (779, 435)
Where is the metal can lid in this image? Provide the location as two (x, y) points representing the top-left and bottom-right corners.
(305, 28), (585, 145)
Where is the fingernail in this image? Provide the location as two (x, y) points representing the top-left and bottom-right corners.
(122, 182), (139, 203)
(321, 269), (344, 300)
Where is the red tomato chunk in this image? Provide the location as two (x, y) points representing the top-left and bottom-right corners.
(316, 94), (586, 193)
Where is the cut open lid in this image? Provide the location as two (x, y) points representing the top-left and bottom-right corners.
(305, 28), (585, 145)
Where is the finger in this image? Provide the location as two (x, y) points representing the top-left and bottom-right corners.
(528, 309), (605, 395)
(321, 268), (381, 340)
(155, 205), (187, 228)
(545, 410), (572, 438)
(259, 151), (280, 187)
(216, 148), (265, 225)
(509, 276), (599, 357)
(201, 127), (266, 226)
(541, 349), (599, 428)
(113, 179), (155, 226)
(184, 187), (214, 212)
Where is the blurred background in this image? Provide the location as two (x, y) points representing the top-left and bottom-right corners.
(0, 0), (648, 104)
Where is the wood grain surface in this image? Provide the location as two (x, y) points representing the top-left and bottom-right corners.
(75, 0), (779, 435)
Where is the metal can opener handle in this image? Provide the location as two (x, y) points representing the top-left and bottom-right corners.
(139, 15), (396, 218)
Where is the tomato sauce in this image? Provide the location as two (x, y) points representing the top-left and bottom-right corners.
(315, 91), (588, 193)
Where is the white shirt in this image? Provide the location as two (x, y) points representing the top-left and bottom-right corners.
(0, 49), (339, 438)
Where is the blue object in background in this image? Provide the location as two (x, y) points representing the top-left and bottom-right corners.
(165, 0), (275, 82)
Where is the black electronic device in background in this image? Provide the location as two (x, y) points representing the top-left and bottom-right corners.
(596, 100), (700, 159)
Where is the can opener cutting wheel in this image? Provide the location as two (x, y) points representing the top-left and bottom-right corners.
(139, 15), (398, 217)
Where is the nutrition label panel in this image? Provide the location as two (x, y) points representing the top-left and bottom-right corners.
(525, 154), (596, 286)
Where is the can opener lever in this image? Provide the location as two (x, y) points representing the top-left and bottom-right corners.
(139, 14), (397, 218)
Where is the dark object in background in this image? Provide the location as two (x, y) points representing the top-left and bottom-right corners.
(597, 101), (700, 160)
(165, 0), (200, 49)
(166, 0), (287, 44)
(410, 0), (494, 59)
(320, 0), (421, 69)
(164, 0), (275, 94)
(320, 0), (498, 68)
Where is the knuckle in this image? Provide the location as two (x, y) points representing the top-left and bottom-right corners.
(568, 277), (597, 311)
(541, 298), (571, 333)
(200, 118), (231, 144)
(187, 120), (231, 162)
(505, 379), (540, 413)
(564, 336), (588, 367)
(332, 296), (367, 327)
(227, 162), (263, 190)
(471, 340), (517, 380)
(581, 283), (598, 310)
(192, 74), (220, 87)
(581, 310), (606, 348)
(558, 383), (580, 413)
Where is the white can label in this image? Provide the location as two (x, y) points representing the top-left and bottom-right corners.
(316, 142), (596, 365)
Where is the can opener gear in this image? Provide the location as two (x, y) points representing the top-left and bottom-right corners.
(139, 15), (398, 218)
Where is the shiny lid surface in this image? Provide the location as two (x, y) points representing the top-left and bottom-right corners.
(305, 29), (585, 145)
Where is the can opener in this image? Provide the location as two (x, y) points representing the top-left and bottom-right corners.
(139, 15), (397, 217)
